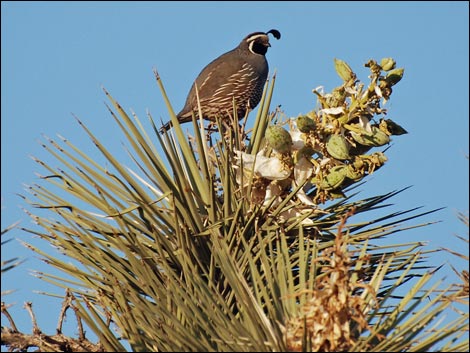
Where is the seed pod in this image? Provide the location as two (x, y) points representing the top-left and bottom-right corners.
(385, 68), (405, 86)
(326, 134), (350, 160)
(380, 57), (396, 71)
(296, 115), (316, 133)
(350, 127), (390, 147)
(317, 166), (347, 190)
(334, 58), (355, 82)
(265, 125), (293, 153)
(370, 127), (390, 146)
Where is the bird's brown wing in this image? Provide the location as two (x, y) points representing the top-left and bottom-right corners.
(178, 49), (256, 118)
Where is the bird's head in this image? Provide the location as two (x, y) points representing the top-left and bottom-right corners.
(242, 29), (281, 55)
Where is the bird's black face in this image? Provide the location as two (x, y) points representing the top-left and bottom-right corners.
(244, 29), (281, 56)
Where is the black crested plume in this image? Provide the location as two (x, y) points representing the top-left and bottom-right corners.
(266, 29), (281, 40)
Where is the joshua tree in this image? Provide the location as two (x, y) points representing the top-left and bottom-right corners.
(2, 58), (468, 352)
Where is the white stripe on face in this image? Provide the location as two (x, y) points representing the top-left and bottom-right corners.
(245, 33), (268, 43)
(248, 35), (269, 54)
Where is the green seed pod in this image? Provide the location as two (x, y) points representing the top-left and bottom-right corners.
(385, 68), (405, 86)
(334, 58), (355, 82)
(380, 57), (396, 71)
(318, 166), (347, 190)
(326, 134), (350, 160)
(370, 127), (391, 146)
(265, 125), (293, 153)
(296, 115), (316, 133)
(350, 127), (390, 147)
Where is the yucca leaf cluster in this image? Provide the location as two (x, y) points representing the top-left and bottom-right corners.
(8, 59), (467, 352)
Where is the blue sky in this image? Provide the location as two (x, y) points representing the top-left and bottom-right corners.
(1, 1), (469, 343)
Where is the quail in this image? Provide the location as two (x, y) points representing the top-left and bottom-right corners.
(161, 29), (281, 131)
